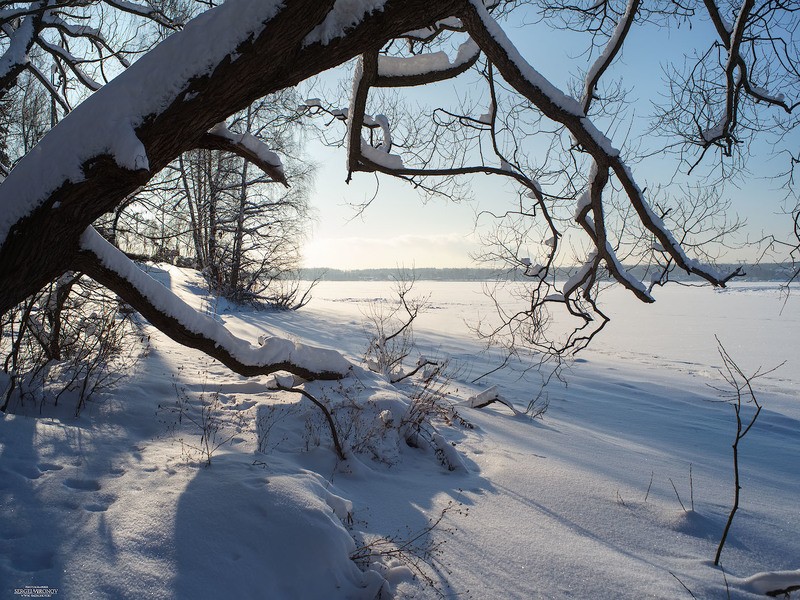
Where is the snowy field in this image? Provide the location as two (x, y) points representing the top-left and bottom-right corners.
(1, 271), (798, 599)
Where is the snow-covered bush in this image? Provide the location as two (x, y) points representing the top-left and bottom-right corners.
(1, 276), (145, 415)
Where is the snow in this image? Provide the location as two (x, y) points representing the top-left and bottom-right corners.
(702, 113), (728, 142)
(578, 212), (650, 298)
(35, 38), (101, 90)
(207, 122), (284, 174)
(379, 50), (451, 77)
(41, 14), (102, 39)
(403, 17), (464, 40)
(466, 0), (628, 161)
(304, 0), (388, 46)
(525, 179), (542, 198)
(105, 0), (172, 22)
(750, 85), (785, 104)
(0, 0), (284, 247)
(466, 0), (583, 116)
(1, 275), (799, 599)
(575, 189), (591, 218)
(373, 114), (392, 152)
(615, 162), (728, 283)
(376, 39), (479, 77)
(719, 14), (734, 34)
(581, 0), (638, 109)
(562, 251), (597, 297)
(740, 570), (800, 595)
(361, 139), (404, 169)
(0, 16), (34, 80)
(79, 227), (350, 376)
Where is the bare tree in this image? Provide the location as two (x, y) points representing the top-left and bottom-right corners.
(362, 270), (437, 383)
(0, 0), (797, 385)
(108, 91), (314, 306)
(710, 337), (783, 567)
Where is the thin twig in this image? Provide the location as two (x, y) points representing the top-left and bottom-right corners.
(670, 477), (687, 512)
(669, 571), (698, 599)
(276, 384), (346, 461)
(644, 471), (654, 503)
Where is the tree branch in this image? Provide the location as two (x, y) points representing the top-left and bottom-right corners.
(74, 227), (350, 381)
(198, 126), (289, 187)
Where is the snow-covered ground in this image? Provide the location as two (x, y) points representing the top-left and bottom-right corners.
(1, 270), (798, 599)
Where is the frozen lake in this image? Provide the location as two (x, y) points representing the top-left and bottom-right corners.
(309, 280), (800, 388)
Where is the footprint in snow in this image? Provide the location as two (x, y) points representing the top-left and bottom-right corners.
(10, 550), (54, 572)
(62, 478), (101, 492)
(60, 498), (81, 511)
(37, 463), (64, 473)
(8, 462), (43, 480)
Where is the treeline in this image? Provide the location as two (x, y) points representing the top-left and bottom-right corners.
(301, 263), (796, 282)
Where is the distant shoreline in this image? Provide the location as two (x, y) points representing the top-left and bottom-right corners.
(300, 264), (797, 283)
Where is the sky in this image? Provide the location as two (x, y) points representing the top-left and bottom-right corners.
(302, 141), (484, 270)
(301, 6), (799, 270)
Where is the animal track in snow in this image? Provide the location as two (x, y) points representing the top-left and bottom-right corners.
(10, 551), (54, 572)
(63, 478), (101, 491)
(37, 463), (64, 473)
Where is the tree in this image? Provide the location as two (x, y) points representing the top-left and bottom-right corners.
(0, 0), (797, 384)
(108, 92), (315, 306)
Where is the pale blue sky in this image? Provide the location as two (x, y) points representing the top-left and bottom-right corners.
(302, 9), (797, 270)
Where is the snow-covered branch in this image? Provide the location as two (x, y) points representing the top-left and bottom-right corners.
(200, 124), (288, 187)
(0, 0), (463, 313)
(0, 13), (39, 96)
(460, 0), (739, 289)
(75, 227), (350, 380)
(0, 0), (181, 104)
(581, 0), (640, 114)
(375, 38), (480, 88)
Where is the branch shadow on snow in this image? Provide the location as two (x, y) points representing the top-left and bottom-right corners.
(0, 416), (66, 596)
(0, 393), (151, 598)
